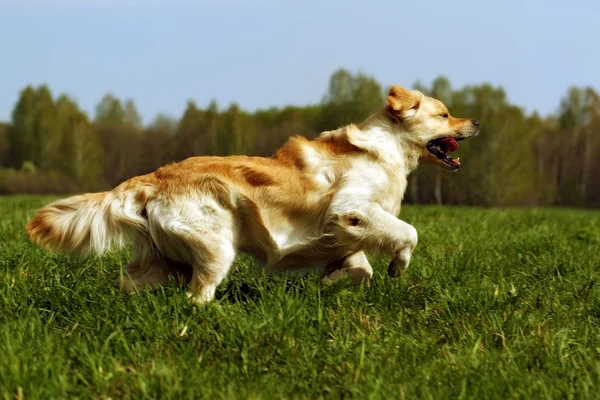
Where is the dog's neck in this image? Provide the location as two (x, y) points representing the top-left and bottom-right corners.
(356, 110), (421, 175)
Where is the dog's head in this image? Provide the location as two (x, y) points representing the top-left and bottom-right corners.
(386, 85), (479, 171)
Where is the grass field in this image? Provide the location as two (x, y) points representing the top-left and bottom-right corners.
(1, 196), (600, 399)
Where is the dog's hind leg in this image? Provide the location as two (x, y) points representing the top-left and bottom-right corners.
(147, 192), (238, 305)
(185, 235), (236, 305)
(118, 233), (191, 293)
(321, 251), (373, 286)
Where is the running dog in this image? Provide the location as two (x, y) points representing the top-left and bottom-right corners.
(26, 85), (479, 304)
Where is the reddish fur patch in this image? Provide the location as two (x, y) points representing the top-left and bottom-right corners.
(26, 213), (55, 247)
(274, 137), (307, 169)
(314, 135), (364, 156)
(238, 166), (276, 187)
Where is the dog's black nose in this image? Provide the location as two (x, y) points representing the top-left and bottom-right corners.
(471, 119), (480, 127)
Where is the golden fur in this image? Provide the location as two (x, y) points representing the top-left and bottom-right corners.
(26, 85), (480, 304)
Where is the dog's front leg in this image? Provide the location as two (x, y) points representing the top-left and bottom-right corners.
(333, 203), (418, 278)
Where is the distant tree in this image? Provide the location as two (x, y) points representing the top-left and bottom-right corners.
(150, 113), (178, 135)
(123, 98), (143, 130)
(55, 95), (103, 189)
(450, 84), (538, 206)
(205, 100), (220, 155)
(0, 123), (9, 167)
(3, 70), (599, 207)
(323, 68), (355, 105)
(34, 85), (61, 169)
(431, 76), (453, 106)
(139, 114), (177, 174)
(9, 85), (60, 170)
(318, 69), (384, 130)
(94, 94), (142, 186)
(220, 103), (255, 156)
(95, 94), (125, 126)
(174, 100), (206, 160)
(251, 104), (321, 156)
(557, 86), (600, 206)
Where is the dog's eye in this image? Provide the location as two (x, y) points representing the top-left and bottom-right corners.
(440, 113), (448, 118)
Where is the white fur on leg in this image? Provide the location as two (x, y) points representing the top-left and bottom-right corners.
(146, 192), (237, 305)
(322, 251), (373, 285)
(187, 238), (236, 305)
(186, 285), (217, 305)
(388, 246), (414, 277)
(322, 268), (351, 285)
(388, 225), (418, 277)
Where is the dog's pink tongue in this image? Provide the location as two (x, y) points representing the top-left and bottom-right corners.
(441, 138), (458, 153)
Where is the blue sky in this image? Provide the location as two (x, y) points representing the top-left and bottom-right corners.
(1, 0), (598, 124)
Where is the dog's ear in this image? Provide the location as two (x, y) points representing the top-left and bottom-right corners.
(387, 86), (422, 117)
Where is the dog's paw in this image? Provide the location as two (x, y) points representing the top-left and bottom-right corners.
(321, 269), (350, 285)
(186, 289), (216, 305)
(387, 258), (407, 278)
(322, 268), (371, 287)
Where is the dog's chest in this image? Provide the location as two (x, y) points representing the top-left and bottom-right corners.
(378, 174), (407, 216)
(359, 162), (407, 217)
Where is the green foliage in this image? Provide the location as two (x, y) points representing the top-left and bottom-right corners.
(123, 99), (143, 130)
(0, 168), (78, 194)
(94, 95), (143, 186)
(1, 69), (600, 207)
(318, 69), (384, 130)
(174, 100), (207, 160)
(140, 114), (178, 175)
(554, 87), (600, 207)
(2, 198), (600, 398)
(574, 225), (600, 244)
(21, 161), (36, 174)
(55, 95), (103, 190)
(0, 122), (9, 167)
(9, 86), (45, 169)
(95, 93), (126, 127)
(219, 103), (256, 156)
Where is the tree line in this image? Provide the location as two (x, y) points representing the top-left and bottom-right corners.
(1, 69), (599, 208)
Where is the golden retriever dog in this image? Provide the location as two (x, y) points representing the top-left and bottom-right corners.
(26, 86), (479, 304)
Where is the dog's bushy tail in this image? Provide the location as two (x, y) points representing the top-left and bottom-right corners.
(26, 182), (156, 255)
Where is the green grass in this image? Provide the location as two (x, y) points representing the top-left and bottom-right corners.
(1, 196), (600, 399)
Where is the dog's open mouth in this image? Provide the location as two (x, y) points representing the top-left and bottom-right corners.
(426, 137), (462, 170)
